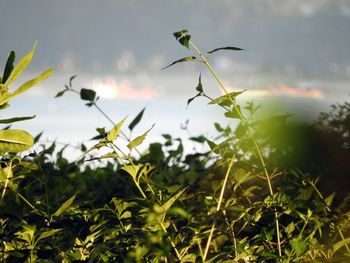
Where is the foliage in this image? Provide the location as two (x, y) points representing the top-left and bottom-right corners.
(0, 32), (349, 262)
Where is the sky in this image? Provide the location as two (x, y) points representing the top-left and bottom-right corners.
(0, 0), (350, 158)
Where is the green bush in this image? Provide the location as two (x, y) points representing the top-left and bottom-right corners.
(0, 31), (349, 262)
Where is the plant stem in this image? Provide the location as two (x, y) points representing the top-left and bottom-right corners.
(0, 162), (12, 205)
(190, 39), (282, 257)
(203, 157), (234, 261)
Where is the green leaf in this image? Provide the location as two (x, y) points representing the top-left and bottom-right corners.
(235, 122), (248, 138)
(55, 89), (67, 98)
(162, 56), (196, 70)
(225, 106), (242, 119)
(52, 194), (76, 217)
(2, 51), (15, 84)
(173, 29), (189, 40)
(0, 115), (36, 124)
(128, 107), (145, 132)
(161, 187), (187, 214)
(121, 164), (144, 181)
(69, 75), (77, 87)
(127, 124), (155, 151)
(290, 237), (308, 256)
(333, 237), (350, 253)
(208, 90), (246, 107)
(207, 46), (244, 54)
(0, 68), (54, 106)
(0, 129), (34, 152)
(80, 88), (96, 102)
(105, 116), (127, 142)
(196, 74), (203, 92)
(179, 34), (191, 49)
(187, 92), (201, 107)
(5, 43), (37, 86)
(36, 229), (62, 243)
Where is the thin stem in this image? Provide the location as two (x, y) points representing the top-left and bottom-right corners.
(203, 157), (234, 261)
(190, 39), (282, 257)
(0, 161), (13, 205)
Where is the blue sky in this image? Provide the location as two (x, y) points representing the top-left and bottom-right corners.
(1, 1), (350, 158)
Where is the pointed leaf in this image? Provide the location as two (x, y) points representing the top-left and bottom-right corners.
(0, 115), (36, 124)
(5, 43), (37, 86)
(196, 74), (203, 92)
(55, 89), (67, 98)
(105, 116), (127, 142)
(128, 107), (145, 132)
(290, 237), (308, 256)
(69, 75), (77, 87)
(162, 56), (196, 70)
(121, 164), (143, 181)
(80, 88), (96, 102)
(161, 187), (188, 214)
(52, 194), (76, 217)
(208, 90), (246, 106)
(173, 30), (189, 40)
(0, 68), (53, 105)
(2, 51), (15, 84)
(127, 124), (155, 151)
(207, 46), (244, 54)
(36, 229), (62, 243)
(0, 129), (34, 152)
(187, 93), (201, 107)
(179, 34), (191, 49)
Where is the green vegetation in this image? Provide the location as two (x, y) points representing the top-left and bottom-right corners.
(0, 30), (349, 262)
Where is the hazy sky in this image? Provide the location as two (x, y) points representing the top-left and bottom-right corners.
(1, 0), (350, 77)
(1, 1), (350, 157)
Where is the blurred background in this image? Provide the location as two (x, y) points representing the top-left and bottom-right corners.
(0, 0), (349, 157)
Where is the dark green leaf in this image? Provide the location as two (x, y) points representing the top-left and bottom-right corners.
(196, 74), (203, 92)
(187, 92), (201, 107)
(55, 90), (67, 98)
(162, 56), (197, 70)
(208, 90), (246, 107)
(173, 29), (188, 40)
(128, 107), (145, 132)
(34, 131), (43, 144)
(179, 35), (191, 49)
(2, 51), (15, 84)
(207, 46), (244, 54)
(80, 88), (96, 101)
(69, 75), (77, 87)
(235, 122), (248, 138)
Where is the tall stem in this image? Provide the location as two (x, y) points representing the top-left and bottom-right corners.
(190, 40), (282, 257)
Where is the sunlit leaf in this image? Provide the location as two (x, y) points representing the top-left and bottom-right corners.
(162, 56), (196, 70)
(52, 194), (76, 217)
(127, 124), (155, 151)
(105, 116), (127, 142)
(0, 115), (36, 124)
(207, 46), (244, 54)
(2, 51), (15, 84)
(128, 107), (145, 132)
(36, 229), (62, 243)
(161, 187), (188, 215)
(0, 68), (53, 106)
(208, 90), (246, 106)
(80, 88), (96, 102)
(290, 237), (308, 256)
(5, 42), (37, 86)
(0, 129), (34, 152)
(333, 237), (350, 253)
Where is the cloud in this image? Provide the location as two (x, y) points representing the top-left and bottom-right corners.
(223, 82), (324, 99)
(89, 76), (158, 100)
